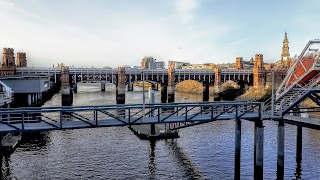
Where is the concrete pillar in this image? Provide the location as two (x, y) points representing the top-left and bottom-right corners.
(168, 66), (175, 103)
(27, 94), (32, 106)
(101, 81), (106, 91)
(127, 83), (133, 91)
(161, 84), (167, 103)
(116, 67), (126, 104)
(254, 121), (264, 180)
(214, 67), (221, 93)
(202, 82), (209, 102)
(277, 120), (285, 180)
(234, 119), (241, 180)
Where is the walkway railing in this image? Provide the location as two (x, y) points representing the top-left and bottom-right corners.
(0, 101), (261, 133)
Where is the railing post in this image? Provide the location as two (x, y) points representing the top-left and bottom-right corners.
(185, 105), (187, 121)
(128, 109), (131, 124)
(235, 105), (238, 119)
(157, 108), (160, 122)
(60, 111), (63, 129)
(94, 110), (98, 126)
(211, 105), (214, 120)
(21, 113), (24, 130)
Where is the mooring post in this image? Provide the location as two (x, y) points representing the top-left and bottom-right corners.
(234, 119), (241, 180)
(277, 120), (285, 180)
(202, 81), (209, 102)
(254, 120), (264, 180)
(168, 65), (175, 103)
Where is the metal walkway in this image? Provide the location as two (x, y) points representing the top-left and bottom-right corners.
(264, 40), (320, 117)
(0, 101), (261, 133)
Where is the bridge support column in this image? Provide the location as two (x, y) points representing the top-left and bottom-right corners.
(277, 120), (285, 180)
(101, 81), (106, 91)
(202, 82), (209, 102)
(214, 68), (221, 93)
(234, 119), (241, 180)
(116, 67), (126, 104)
(296, 126), (302, 178)
(168, 65), (175, 103)
(161, 84), (167, 103)
(127, 83), (133, 91)
(254, 120), (264, 180)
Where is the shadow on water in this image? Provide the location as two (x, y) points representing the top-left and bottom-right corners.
(164, 139), (204, 180)
(19, 132), (51, 150)
(0, 155), (12, 180)
(148, 140), (156, 180)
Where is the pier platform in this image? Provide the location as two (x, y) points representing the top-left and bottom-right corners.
(129, 124), (179, 140)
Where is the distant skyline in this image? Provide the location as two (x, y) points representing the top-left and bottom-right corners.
(0, 0), (319, 67)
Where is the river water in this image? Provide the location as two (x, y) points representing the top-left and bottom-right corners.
(1, 83), (320, 179)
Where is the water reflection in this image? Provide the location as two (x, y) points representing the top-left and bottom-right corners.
(0, 156), (12, 179)
(165, 139), (204, 179)
(148, 140), (156, 180)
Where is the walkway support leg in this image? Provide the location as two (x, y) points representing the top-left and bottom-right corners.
(254, 120), (264, 180)
(295, 126), (302, 179)
(277, 120), (285, 180)
(234, 119), (241, 180)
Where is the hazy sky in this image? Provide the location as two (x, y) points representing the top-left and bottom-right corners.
(0, 0), (319, 67)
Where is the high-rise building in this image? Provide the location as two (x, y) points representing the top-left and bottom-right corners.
(140, 56), (154, 69)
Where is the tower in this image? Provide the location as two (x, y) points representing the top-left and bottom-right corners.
(16, 52), (27, 67)
(235, 57), (243, 70)
(253, 54), (266, 87)
(281, 32), (290, 65)
(1, 48), (16, 75)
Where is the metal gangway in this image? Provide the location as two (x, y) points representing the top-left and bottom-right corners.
(264, 39), (320, 117)
(0, 80), (14, 107)
(0, 101), (261, 133)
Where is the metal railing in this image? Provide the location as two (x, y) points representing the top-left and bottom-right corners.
(0, 101), (261, 133)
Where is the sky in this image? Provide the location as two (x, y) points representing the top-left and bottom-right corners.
(0, 0), (319, 68)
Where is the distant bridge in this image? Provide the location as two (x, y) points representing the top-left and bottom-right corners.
(16, 67), (254, 86)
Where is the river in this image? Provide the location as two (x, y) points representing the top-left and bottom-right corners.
(1, 83), (320, 179)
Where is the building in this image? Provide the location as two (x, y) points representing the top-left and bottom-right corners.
(140, 56), (154, 69)
(154, 61), (165, 69)
(140, 56), (165, 69)
(181, 63), (215, 69)
(168, 61), (191, 69)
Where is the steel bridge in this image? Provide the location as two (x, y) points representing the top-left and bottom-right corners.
(16, 67), (253, 85)
(264, 39), (320, 117)
(0, 101), (261, 133)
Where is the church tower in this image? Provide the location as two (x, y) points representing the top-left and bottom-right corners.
(281, 32), (290, 65)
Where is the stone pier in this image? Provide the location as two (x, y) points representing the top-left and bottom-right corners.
(61, 66), (73, 106)
(214, 67), (221, 93)
(116, 67), (125, 104)
(168, 65), (175, 103)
